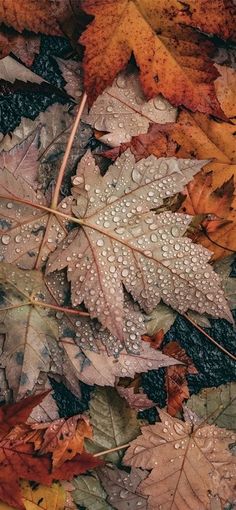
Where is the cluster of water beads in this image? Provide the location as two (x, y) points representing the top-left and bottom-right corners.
(101, 465), (147, 507)
(86, 71), (176, 145)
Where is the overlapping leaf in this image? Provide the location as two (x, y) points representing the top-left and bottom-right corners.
(124, 409), (236, 509)
(47, 149), (232, 343)
(80, 0), (230, 116)
(99, 465), (148, 509)
(0, 481), (66, 510)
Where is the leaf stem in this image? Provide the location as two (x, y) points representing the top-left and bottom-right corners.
(34, 300), (89, 316)
(93, 443), (130, 457)
(51, 92), (87, 209)
(183, 313), (236, 362)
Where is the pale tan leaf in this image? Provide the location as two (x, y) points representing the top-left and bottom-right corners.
(62, 341), (180, 386)
(0, 129), (39, 188)
(0, 168), (71, 269)
(86, 71), (177, 147)
(144, 303), (176, 336)
(186, 383), (236, 431)
(99, 465), (148, 510)
(124, 409), (236, 510)
(86, 387), (140, 463)
(0, 55), (44, 84)
(47, 149), (232, 343)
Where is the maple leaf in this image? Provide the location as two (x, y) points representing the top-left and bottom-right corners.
(215, 64), (236, 121)
(47, 149), (232, 342)
(0, 391), (50, 435)
(0, 0), (64, 35)
(85, 70), (176, 146)
(31, 415), (93, 468)
(124, 408), (236, 509)
(80, 0), (227, 117)
(62, 340), (180, 386)
(56, 58), (83, 102)
(186, 382), (236, 431)
(116, 387), (155, 411)
(98, 465), (148, 509)
(0, 162), (72, 270)
(163, 341), (198, 416)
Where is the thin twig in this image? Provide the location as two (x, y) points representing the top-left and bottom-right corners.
(33, 300), (89, 316)
(183, 313), (236, 362)
(93, 443), (130, 457)
(51, 92), (87, 209)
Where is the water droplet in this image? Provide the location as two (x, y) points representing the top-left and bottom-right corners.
(132, 168), (142, 183)
(6, 202), (13, 209)
(97, 239), (104, 247)
(1, 235), (10, 245)
(107, 105), (113, 112)
(15, 235), (22, 243)
(153, 96), (167, 110)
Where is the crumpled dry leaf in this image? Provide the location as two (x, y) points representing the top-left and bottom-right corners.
(86, 387), (140, 464)
(163, 341), (198, 416)
(30, 415), (93, 468)
(86, 70), (176, 146)
(99, 465), (148, 509)
(116, 386), (155, 411)
(62, 341), (180, 386)
(47, 149), (232, 343)
(80, 0), (227, 117)
(186, 382), (236, 431)
(124, 408), (236, 509)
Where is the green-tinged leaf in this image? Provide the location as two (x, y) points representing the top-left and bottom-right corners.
(72, 475), (113, 510)
(86, 388), (140, 463)
(186, 382), (236, 431)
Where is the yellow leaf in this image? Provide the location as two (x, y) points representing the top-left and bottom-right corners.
(0, 481), (66, 510)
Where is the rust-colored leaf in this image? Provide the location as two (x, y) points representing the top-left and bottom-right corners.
(80, 0), (226, 117)
(163, 341), (198, 416)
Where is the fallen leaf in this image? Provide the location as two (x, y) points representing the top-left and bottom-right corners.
(86, 70), (176, 146)
(62, 340), (180, 387)
(32, 415), (93, 468)
(80, 0), (225, 117)
(99, 465), (148, 509)
(0, 391), (50, 435)
(56, 58), (83, 102)
(215, 64), (236, 120)
(186, 382), (236, 431)
(214, 256), (236, 310)
(0, 264), (60, 398)
(0, 30), (40, 66)
(72, 475), (112, 510)
(0, 56), (44, 85)
(142, 330), (165, 349)
(124, 408), (236, 509)
(47, 149), (232, 342)
(86, 387), (140, 463)
(0, 481), (66, 510)
(144, 303), (176, 337)
(116, 387), (155, 411)
(0, 0), (64, 34)
(163, 341), (198, 416)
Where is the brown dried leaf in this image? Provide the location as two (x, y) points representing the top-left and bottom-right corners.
(116, 386), (155, 411)
(47, 149), (232, 344)
(62, 341), (180, 387)
(124, 409), (236, 509)
(0, 0), (64, 34)
(56, 57), (83, 102)
(0, 29), (40, 65)
(86, 70), (176, 146)
(163, 341), (198, 416)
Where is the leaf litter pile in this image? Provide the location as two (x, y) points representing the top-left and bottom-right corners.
(0, 1), (235, 509)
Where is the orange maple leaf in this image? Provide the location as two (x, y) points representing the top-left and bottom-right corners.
(80, 0), (229, 116)
(0, 0), (64, 34)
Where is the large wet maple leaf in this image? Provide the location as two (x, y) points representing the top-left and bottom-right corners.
(47, 149), (232, 342)
(124, 409), (236, 509)
(79, 0), (232, 116)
